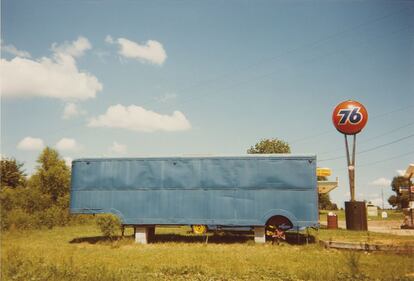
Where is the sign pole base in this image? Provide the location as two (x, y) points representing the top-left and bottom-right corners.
(345, 201), (367, 231)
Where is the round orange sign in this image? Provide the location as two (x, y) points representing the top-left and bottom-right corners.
(332, 100), (368, 135)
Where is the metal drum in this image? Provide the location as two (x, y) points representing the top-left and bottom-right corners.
(327, 213), (338, 229)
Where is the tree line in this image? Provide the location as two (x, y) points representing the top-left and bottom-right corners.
(0, 147), (88, 230)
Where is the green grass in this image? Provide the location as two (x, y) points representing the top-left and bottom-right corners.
(1, 224), (414, 281)
(319, 209), (404, 222)
(314, 228), (414, 245)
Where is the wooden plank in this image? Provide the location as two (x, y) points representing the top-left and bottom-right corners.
(320, 240), (414, 253)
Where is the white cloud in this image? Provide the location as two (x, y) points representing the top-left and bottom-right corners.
(155, 92), (177, 103)
(2, 43), (31, 58)
(109, 141), (127, 155)
(106, 35), (167, 65)
(62, 102), (85, 119)
(88, 104), (191, 132)
(396, 169), (405, 176)
(51, 37), (91, 58)
(63, 157), (73, 167)
(55, 138), (80, 151)
(1, 37), (102, 100)
(17, 137), (44, 151)
(370, 177), (391, 188)
(104, 35), (114, 44)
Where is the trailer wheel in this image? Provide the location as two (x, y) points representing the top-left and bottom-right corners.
(265, 216), (293, 243)
(192, 225), (207, 234)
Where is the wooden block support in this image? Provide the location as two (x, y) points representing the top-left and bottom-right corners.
(135, 226), (149, 244)
(254, 226), (266, 243)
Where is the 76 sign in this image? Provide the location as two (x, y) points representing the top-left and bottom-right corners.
(337, 107), (363, 125)
(332, 100), (368, 135)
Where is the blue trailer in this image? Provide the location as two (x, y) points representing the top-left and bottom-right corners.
(70, 154), (318, 243)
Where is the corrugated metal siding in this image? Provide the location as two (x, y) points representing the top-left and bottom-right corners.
(70, 155), (318, 228)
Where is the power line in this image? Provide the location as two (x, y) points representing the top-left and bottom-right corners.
(318, 133), (414, 162)
(36, 8), (413, 140)
(293, 103), (414, 145)
(358, 134), (414, 155)
(333, 151), (414, 174)
(370, 104), (414, 120)
(359, 150), (414, 167)
(317, 121), (414, 156)
(205, 8), (406, 89)
(150, 8), (409, 111)
(166, 23), (413, 147)
(357, 121), (414, 144)
(175, 25), (413, 110)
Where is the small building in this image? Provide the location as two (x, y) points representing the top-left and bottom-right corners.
(366, 203), (378, 217)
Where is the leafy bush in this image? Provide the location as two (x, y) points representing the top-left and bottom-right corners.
(39, 206), (70, 229)
(0, 148), (79, 232)
(0, 187), (28, 213)
(69, 214), (96, 225)
(96, 214), (121, 239)
(0, 186), (71, 231)
(4, 208), (41, 230)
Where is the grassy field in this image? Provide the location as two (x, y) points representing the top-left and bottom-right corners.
(319, 209), (404, 222)
(1, 224), (414, 281)
(315, 228), (414, 244)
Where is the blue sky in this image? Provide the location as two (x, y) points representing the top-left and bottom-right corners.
(1, 0), (413, 207)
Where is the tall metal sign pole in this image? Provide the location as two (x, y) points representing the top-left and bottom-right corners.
(332, 100), (368, 230)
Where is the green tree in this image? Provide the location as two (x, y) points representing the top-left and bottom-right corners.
(30, 147), (70, 202)
(387, 176), (412, 209)
(0, 157), (26, 188)
(318, 193), (337, 210)
(247, 138), (291, 154)
(317, 176), (337, 210)
(0, 149), (73, 230)
(387, 195), (399, 208)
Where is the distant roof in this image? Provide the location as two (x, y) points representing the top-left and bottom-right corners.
(317, 180), (338, 194)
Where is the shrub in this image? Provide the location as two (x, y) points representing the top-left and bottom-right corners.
(21, 188), (53, 213)
(38, 206), (70, 229)
(56, 194), (70, 209)
(69, 214), (96, 225)
(4, 208), (41, 230)
(1, 186), (52, 213)
(0, 187), (26, 212)
(96, 214), (121, 239)
(0, 184), (74, 230)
